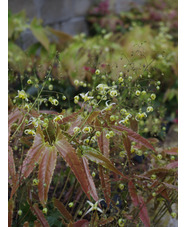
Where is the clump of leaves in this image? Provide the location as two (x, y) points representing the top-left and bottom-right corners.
(8, 57), (177, 226)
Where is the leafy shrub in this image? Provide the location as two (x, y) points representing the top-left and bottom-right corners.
(8, 9), (177, 226)
(9, 58), (177, 226)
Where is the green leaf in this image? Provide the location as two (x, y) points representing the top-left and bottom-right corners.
(53, 198), (73, 222)
(38, 145), (57, 206)
(30, 18), (50, 51)
(81, 145), (128, 180)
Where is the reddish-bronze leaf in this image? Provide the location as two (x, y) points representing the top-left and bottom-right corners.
(98, 216), (114, 226)
(128, 181), (150, 227)
(86, 111), (100, 124)
(54, 130), (91, 200)
(8, 199), (14, 227)
(73, 219), (89, 227)
(38, 145), (57, 206)
(8, 145), (16, 186)
(67, 115), (84, 135)
(8, 108), (23, 130)
(99, 166), (111, 207)
(128, 181), (139, 206)
(34, 220), (42, 227)
(162, 182), (178, 191)
(23, 222), (29, 227)
(81, 156), (99, 201)
(20, 127), (45, 180)
(53, 198), (73, 222)
(82, 146), (128, 180)
(98, 129), (109, 158)
(129, 118), (138, 132)
(31, 204), (50, 227)
(60, 109), (83, 124)
(97, 129), (111, 206)
(10, 127), (46, 198)
(111, 125), (155, 152)
(144, 168), (170, 176)
(138, 196), (150, 227)
(166, 161), (178, 169)
(163, 147), (178, 155)
(123, 135), (131, 163)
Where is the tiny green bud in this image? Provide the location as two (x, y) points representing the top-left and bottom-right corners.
(110, 115), (115, 121)
(151, 174), (157, 180)
(18, 210), (22, 216)
(42, 208), (48, 214)
(48, 84), (53, 90)
(119, 183), (124, 190)
(171, 212), (177, 218)
(68, 202), (74, 208)
(95, 131), (101, 137)
(118, 218), (125, 227)
(157, 154), (162, 160)
(95, 69), (100, 75)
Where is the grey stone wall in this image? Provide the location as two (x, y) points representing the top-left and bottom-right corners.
(9, 0), (145, 36)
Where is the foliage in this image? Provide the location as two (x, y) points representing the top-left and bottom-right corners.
(8, 7), (177, 227)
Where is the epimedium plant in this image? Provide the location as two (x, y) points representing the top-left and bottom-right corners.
(8, 60), (177, 226)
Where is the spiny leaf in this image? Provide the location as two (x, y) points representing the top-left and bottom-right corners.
(81, 145), (128, 180)
(54, 129), (92, 200)
(30, 18), (50, 50)
(162, 182), (178, 191)
(23, 222), (29, 227)
(128, 181), (150, 227)
(98, 129), (111, 206)
(166, 161), (178, 169)
(81, 156), (99, 201)
(98, 216), (114, 226)
(11, 127), (45, 198)
(129, 118), (138, 132)
(163, 147), (178, 155)
(31, 204), (50, 227)
(67, 115), (84, 136)
(123, 135), (131, 163)
(34, 220), (42, 227)
(99, 166), (111, 207)
(38, 145), (57, 206)
(86, 111), (100, 124)
(8, 108), (22, 129)
(61, 109), (83, 124)
(144, 167), (172, 176)
(138, 196), (151, 227)
(8, 145), (16, 186)
(128, 181), (139, 206)
(20, 127), (45, 180)
(110, 125), (155, 152)
(53, 198), (73, 222)
(98, 129), (110, 158)
(73, 219), (89, 227)
(8, 199), (14, 227)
